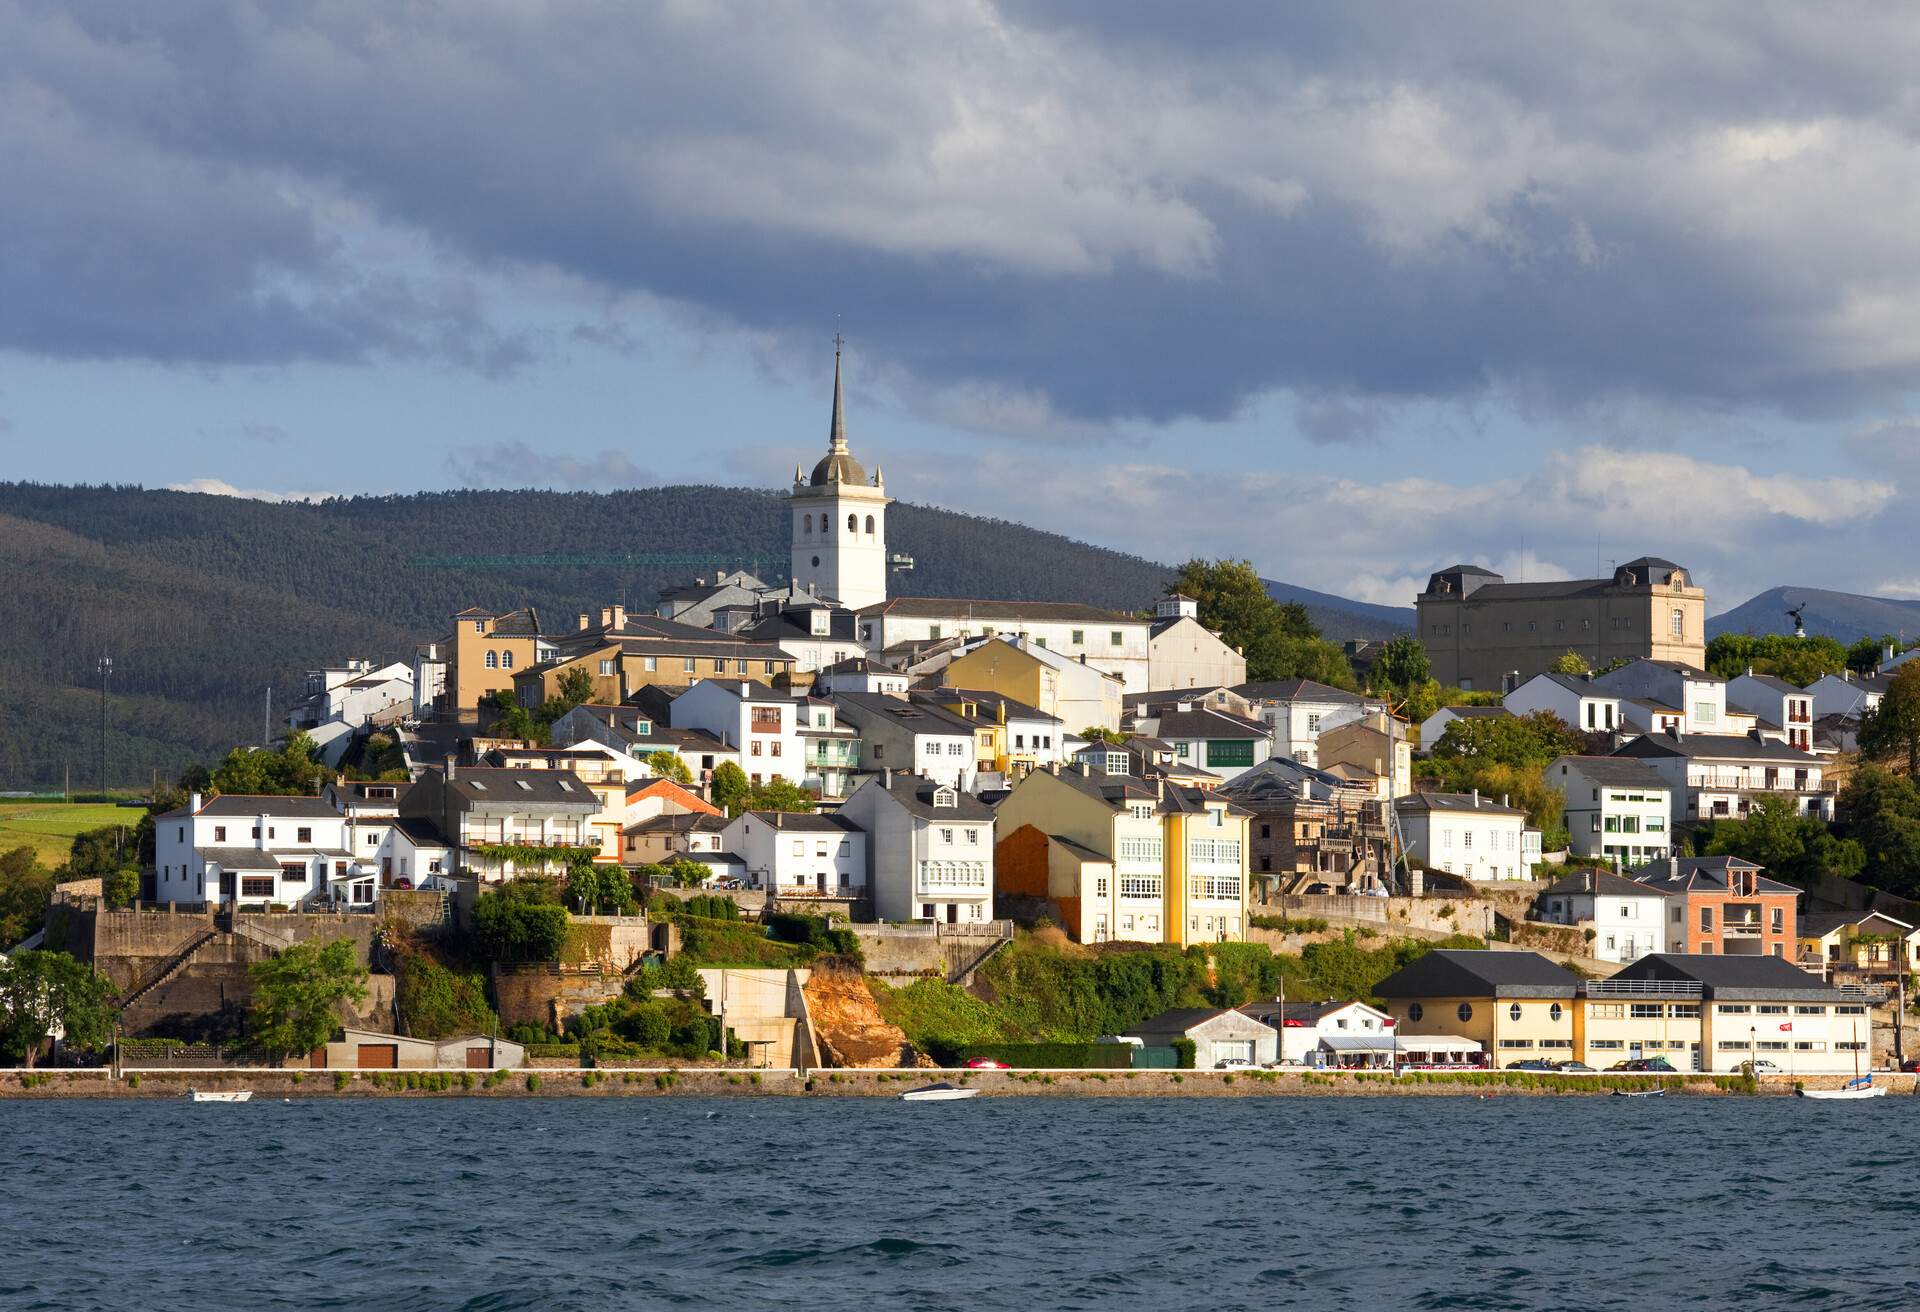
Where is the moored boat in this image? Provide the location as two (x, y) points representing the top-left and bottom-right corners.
(1611, 1088), (1665, 1099)
(1797, 1076), (1885, 1101)
(188, 1089), (253, 1103)
(900, 1081), (978, 1102)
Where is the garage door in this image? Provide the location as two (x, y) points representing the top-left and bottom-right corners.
(465, 1046), (491, 1070)
(356, 1043), (398, 1070)
(1213, 1040), (1255, 1067)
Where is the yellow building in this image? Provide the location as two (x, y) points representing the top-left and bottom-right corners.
(994, 761), (1249, 948)
(1375, 950), (1580, 1068)
(1796, 911), (1920, 985)
(449, 606), (543, 712)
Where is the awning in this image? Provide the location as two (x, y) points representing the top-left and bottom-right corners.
(1395, 1034), (1483, 1055)
(1321, 1035), (1396, 1053)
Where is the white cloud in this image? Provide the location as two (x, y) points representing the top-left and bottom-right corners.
(166, 477), (340, 502)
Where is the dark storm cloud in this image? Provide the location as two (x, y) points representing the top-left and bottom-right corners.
(5, 1), (1920, 424)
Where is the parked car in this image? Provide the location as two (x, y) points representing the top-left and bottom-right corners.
(1506, 1059), (1558, 1072)
(712, 877), (743, 890)
(1215, 1057), (1253, 1070)
(1607, 1057), (1678, 1073)
(1900, 1058), (1920, 1074)
(1749, 1059), (1781, 1074)
(1553, 1061), (1595, 1073)
(964, 1058), (1009, 1070)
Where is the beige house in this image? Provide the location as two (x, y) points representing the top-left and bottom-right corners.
(1130, 1007), (1279, 1068)
(1375, 949), (1580, 1069)
(298, 1029), (526, 1071)
(449, 606), (543, 712)
(1147, 595), (1247, 690)
(1316, 712), (1413, 799)
(1416, 557), (1706, 692)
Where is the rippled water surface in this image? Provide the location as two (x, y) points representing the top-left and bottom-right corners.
(2, 1095), (1917, 1310)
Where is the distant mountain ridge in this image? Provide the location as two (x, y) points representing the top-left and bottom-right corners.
(1708, 586), (1920, 642)
(0, 482), (1402, 789)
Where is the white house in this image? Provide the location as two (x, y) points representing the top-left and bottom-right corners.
(1593, 659), (1749, 736)
(796, 696), (862, 800)
(1395, 790), (1537, 881)
(1235, 678), (1375, 765)
(288, 660), (415, 733)
(830, 692), (977, 791)
(1417, 704), (1511, 753)
(1547, 755), (1674, 867)
(670, 680), (803, 787)
(719, 811), (867, 899)
(857, 598), (1153, 692)
(1806, 670), (1890, 721)
(1122, 702), (1274, 783)
(1146, 595), (1247, 690)
(1610, 732), (1835, 824)
(811, 657), (911, 696)
(153, 793), (379, 910)
(398, 765), (602, 884)
(736, 601), (865, 675)
(1130, 1007), (1279, 1068)
(1727, 672), (1817, 752)
(837, 772), (996, 924)
(1240, 998), (1397, 1067)
(1504, 672), (1621, 736)
(1535, 868), (1667, 964)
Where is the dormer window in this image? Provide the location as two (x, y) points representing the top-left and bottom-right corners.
(1105, 752), (1129, 775)
(515, 779), (532, 791)
(933, 787), (958, 808)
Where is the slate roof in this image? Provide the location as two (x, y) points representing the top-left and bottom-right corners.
(1603, 953), (1847, 1000)
(1239, 998), (1369, 1026)
(1132, 1007), (1272, 1036)
(1612, 732), (1820, 764)
(442, 768), (599, 808)
(1549, 755), (1670, 790)
(1736, 673), (1804, 697)
(858, 597), (1141, 624)
(627, 812), (730, 836)
(1217, 756), (1358, 803)
(391, 817), (448, 847)
(1627, 855), (1797, 897)
(919, 688), (1062, 724)
(1395, 790), (1527, 818)
(832, 692), (974, 735)
(1797, 910), (1914, 939)
(738, 608), (861, 644)
(1529, 672), (1615, 697)
(194, 847), (284, 871)
(1143, 706), (1271, 741)
(158, 794), (343, 820)
(861, 772), (996, 821)
(1231, 678), (1364, 704)
(1436, 705), (1510, 719)
(1374, 949), (1581, 999)
(1540, 868), (1663, 899)
(737, 811), (862, 833)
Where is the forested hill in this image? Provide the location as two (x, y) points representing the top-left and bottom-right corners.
(0, 482), (1403, 790)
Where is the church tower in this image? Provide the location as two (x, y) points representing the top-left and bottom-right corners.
(789, 340), (891, 610)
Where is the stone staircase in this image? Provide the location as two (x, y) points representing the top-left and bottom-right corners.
(116, 929), (220, 1009)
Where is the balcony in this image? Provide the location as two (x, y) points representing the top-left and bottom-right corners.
(1584, 979), (1704, 998)
(804, 738), (862, 767)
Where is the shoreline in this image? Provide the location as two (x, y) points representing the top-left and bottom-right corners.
(1, 1067), (1906, 1098)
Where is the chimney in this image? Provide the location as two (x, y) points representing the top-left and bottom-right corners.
(256, 812), (270, 852)
(1501, 794), (1510, 809)
(1746, 664), (1754, 677)
(1156, 778), (1165, 800)
(884, 767), (893, 787)
(189, 791), (203, 814)
(445, 754), (457, 781)
(1472, 787), (1480, 808)
(1584, 870), (1594, 893)
(612, 604), (626, 629)
(600, 607), (613, 627)
(1887, 643), (1897, 663)
(1668, 855), (1679, 878)
(1299, 777), (1312, 801)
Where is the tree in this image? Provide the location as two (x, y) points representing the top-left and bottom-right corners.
(66, 825), (137, 877)
(1429, 710), (1585, 769)
(248, 938), (370, 1059)
(0, 950), (118, 1067)
(646, 750), (692, 785)
(710, 761), (750, 817)
(555, 667), (595, 709)
(1860, 663), (1920, 777)
(1549, 650), (1590, 676)
(1079, 727), (1127, 745)
(101, 867), (140, 910)
(1170, 559), (1354, 687)
(1848, 635), (1894, 675)
(1704, 632), (1845, 685)
(748, 778), (817, 813)
(1702, 794), (1862, 887)
(0, 847), (54, 946)
(471, 892), (570, 962)
(565, 861), (639, 916)
(208, 731), (326, 797)
(1371, 636), (1431, 692)
(1839, 766), (1920, 897)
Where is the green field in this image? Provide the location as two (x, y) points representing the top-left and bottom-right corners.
(0, 802), (138, 867)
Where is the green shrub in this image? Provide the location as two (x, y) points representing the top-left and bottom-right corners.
(290, 1072), (303, 1085)
(460, 1072), (475, 1090)
(334, 1072), (350, 1091)
(936, 1042), (1133, 1069)
(126, 1074), (140, 1089)
(1170, 1037), (1197, 1070)
(525, 1073), (541, 1092)
(1248, 914), (1330, 934)
(472, 893), (570, 963)
(394, 950), (499, 1039)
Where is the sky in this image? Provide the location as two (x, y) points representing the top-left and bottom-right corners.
(3, 1), (1918, 614)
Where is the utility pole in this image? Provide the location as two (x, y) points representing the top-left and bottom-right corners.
(265, 686), (273, 749)
(97, 652), (112, 798)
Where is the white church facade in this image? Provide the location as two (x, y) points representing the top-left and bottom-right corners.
(788, 340), (892, 611)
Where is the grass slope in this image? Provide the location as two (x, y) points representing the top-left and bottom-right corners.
(0, 802), (131, 867)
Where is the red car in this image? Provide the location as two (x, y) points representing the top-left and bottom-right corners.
(965, 1058), (1010, 1070)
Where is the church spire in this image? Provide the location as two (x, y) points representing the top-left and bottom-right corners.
(828, 333), (848, 454)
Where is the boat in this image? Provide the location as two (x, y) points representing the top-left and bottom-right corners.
(899, 1082), (978, 1102)
(1611, 1088), (1665, 1099)
(1796, 1022), (1886, 1100)
(1797, 1076), (1886, 1101)
(188, 1089), (252, 1103)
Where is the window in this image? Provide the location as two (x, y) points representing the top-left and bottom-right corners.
(1630, 1004), (1663, 1019)
(213, 825), (226, 842)
(240, 876), (275, 899)
(682, 657), (696, 673)
(1408, 1003), (1424, 1021)
(474, 619), (486, 632)
(501, 650), (514, 670)
(928, 625), (942, 641)
(791, 840), (804, 856)
(941, 828), (954, 843)
(1509, 1003), (1522, 1021)
(1071, 629), (1085, 645)
(803, 513), (812, 534)
(1110, 630), (1124, 646)
(1671, 608), (1684, 636)
(1699, 906), (1713, 931)
(484, 650), (498, 669)
(1549, 1003), (1562, 1022)
(295, 827), (312, 844)
(1456, 1003), (1473, 1023)
(712, 659), (727, 673)
(600, 659), (614, 676)
(965, 829), (978, 845)
(865, 515), (875, 535)
(1772, 908), (1784, 932)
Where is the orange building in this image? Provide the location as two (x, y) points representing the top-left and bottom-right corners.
(1630, 855), (1798, 958)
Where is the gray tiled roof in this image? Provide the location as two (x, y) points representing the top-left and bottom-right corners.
(859, 597), (1140, 623)
(1549, 755), (1670, 790)
(1375, 949), (1581, 999)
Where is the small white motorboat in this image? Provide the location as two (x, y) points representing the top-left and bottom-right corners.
(899, 1081), (978, 1102)
(188, 1089), (253, 1103)
(1798, 1076), (1886, 1101)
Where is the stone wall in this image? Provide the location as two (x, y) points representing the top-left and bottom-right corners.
(491, 967), (623, 1031)
(848, 924), (946, 977)
(1259, 894), (1495, 939)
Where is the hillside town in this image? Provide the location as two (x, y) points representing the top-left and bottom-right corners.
(10, 350), (1920, 1089)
